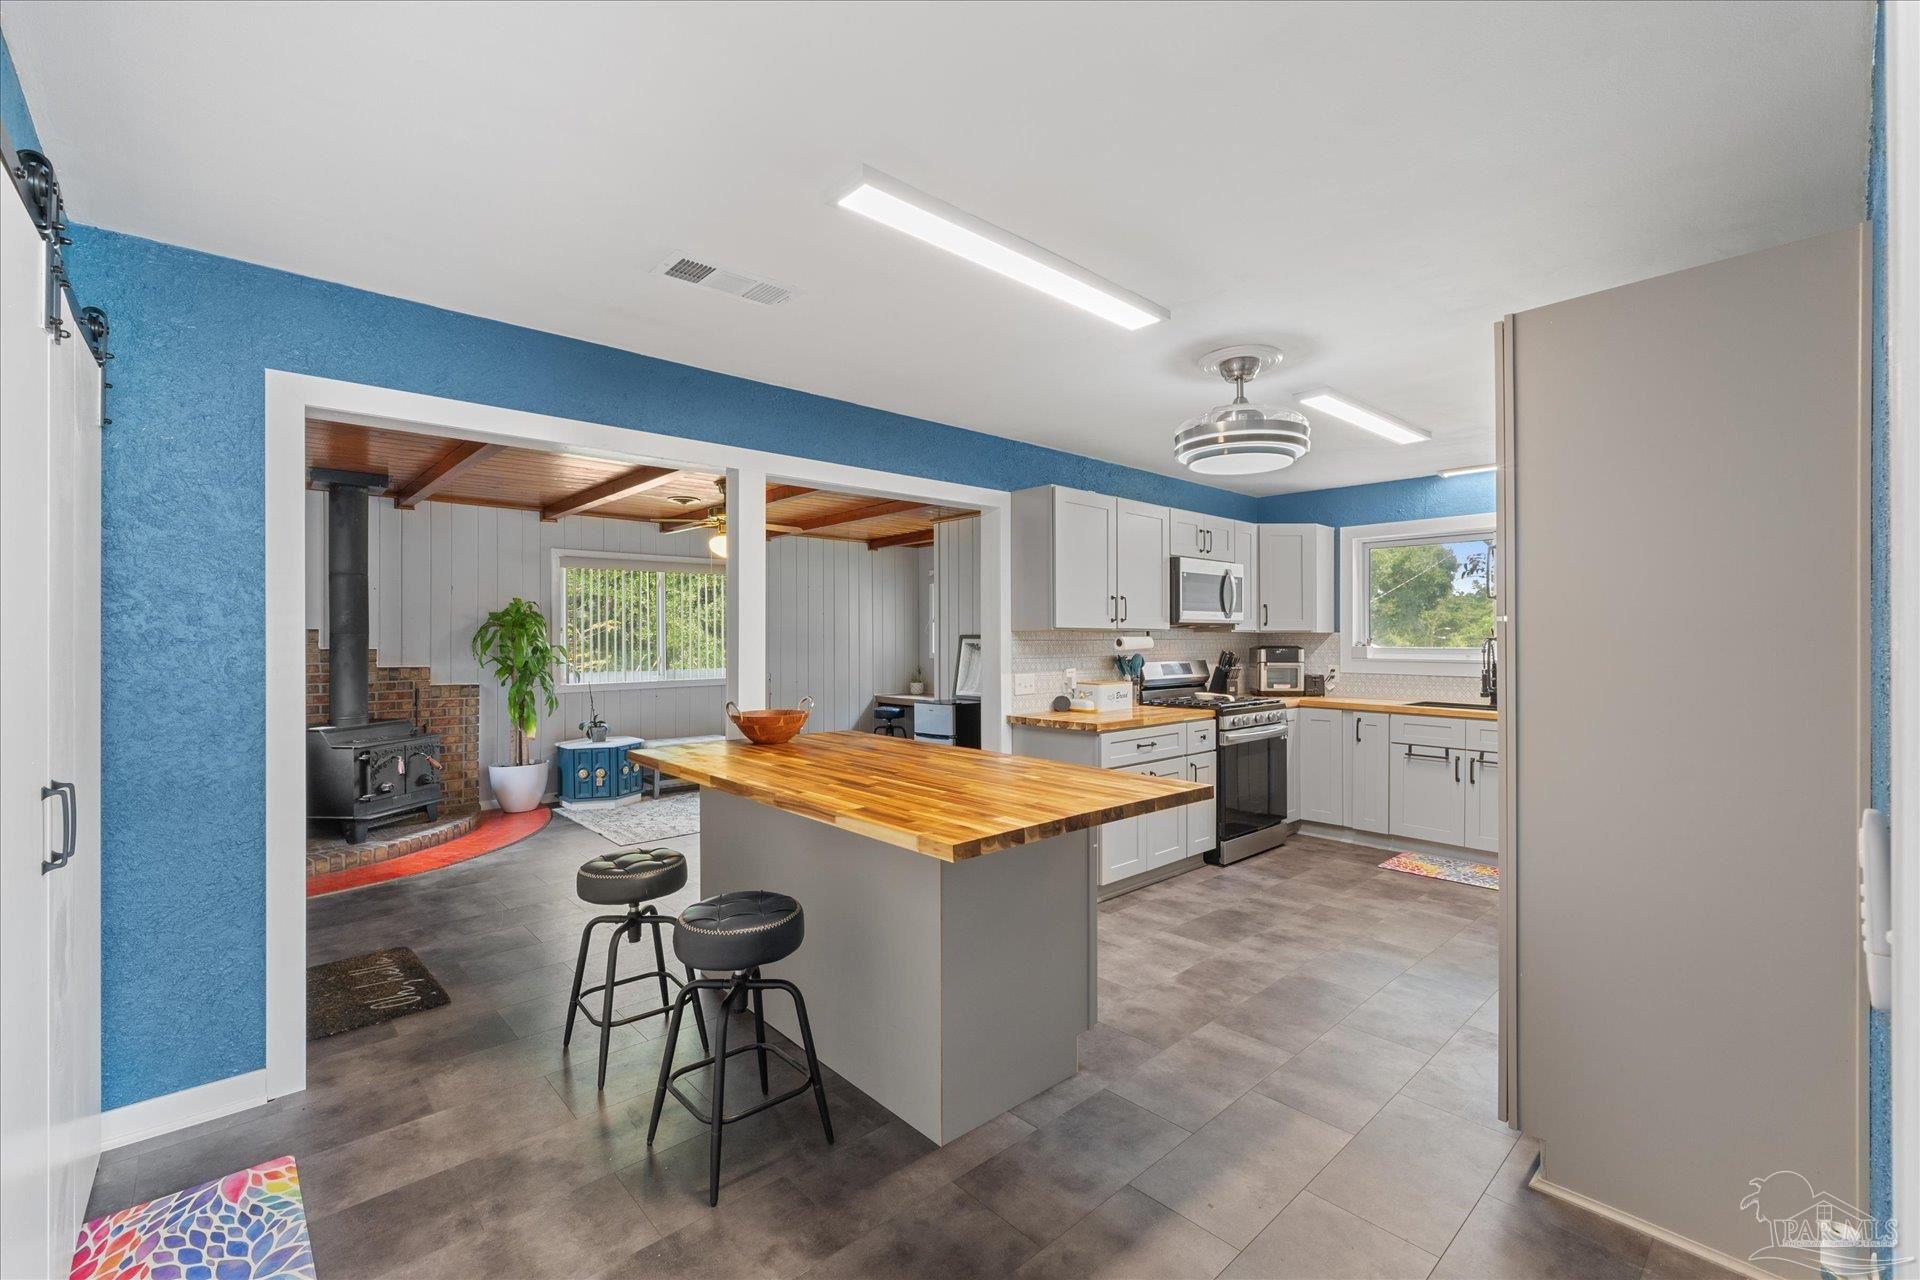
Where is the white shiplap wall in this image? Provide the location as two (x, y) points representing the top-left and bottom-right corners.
(306, 494), (924, 798)
(765, 534), (923, 733)
(934, 517), (982, 699)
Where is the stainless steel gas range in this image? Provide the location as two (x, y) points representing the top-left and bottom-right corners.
(1138, 660), (1294, 865)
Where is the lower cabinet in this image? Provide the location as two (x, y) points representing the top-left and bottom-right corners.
(1297, 707), (1345, 826)
(1101, 750), (1216, 884)
(1186, 755), (1217, 859)
(1389, 745), (1466, 845)
(1464, 751), (1500, 853)
(1344, 712), (1390, 834)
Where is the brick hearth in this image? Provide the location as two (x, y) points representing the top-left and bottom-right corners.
(305, 630), (480, 809)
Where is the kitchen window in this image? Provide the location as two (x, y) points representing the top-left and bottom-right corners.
(1341, 515), (1495, 675)
(554, 552), (725, 687)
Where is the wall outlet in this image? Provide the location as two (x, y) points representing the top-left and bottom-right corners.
(1013, 673), (1037, 695)
(1063, 667), (1076, 687)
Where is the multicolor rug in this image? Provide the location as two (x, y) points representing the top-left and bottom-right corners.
(1380, 851), (1500, 889)
(557, 791), (700, 845)
(308, 945), (451, 1038)
(305, 806), (550, 896)
(69, 1155), (314, 1280)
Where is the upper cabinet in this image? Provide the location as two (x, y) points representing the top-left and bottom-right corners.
(1170, 509), (1237, 560)
(1231, 521), (1260, 634)
(1013, 487), (1169, 631)
(1256, 524), (1335, 632)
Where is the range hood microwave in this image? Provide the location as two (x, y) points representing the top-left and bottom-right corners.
(1171, 556), (1248, 627)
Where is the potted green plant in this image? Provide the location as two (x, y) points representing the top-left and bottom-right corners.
(908, 667), (927, 697)
(471, 597), (562, 812)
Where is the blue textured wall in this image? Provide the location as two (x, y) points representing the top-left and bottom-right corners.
(1, 21), (42, 153)
(1868, 0), (1891, 1235)
(59, 223), (1271, 1108)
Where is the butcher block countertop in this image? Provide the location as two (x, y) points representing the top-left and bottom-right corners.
(1283, 696), (1498, 722)
(1004, 705), (1214, 733)
(628, 731), (1210, 862)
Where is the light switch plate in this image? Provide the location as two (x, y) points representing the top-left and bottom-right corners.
(1013, 673), (1037, 695)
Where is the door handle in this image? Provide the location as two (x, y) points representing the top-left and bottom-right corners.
(1454, 752), (1461, 783)
(1355, 718), (1361, 743)
(1469, 757), (1478, 785)
(1120, 595), (1128, 622)
(1109, 594), (1117, 622)
(1262, 603), (1269, 626)
(41, 780), (75, 873)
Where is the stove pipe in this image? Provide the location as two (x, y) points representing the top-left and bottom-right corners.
(314, 468), (389, 729)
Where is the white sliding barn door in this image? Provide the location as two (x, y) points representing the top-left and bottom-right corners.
(0, 174), (104, 1278)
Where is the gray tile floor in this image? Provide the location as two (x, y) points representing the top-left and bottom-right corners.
(88, 823), (1732, 1279)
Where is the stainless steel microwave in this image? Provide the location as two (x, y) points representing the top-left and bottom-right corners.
(1171, 556), (1248, 626)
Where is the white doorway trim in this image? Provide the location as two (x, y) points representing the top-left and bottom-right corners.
(262, 371), (1012, 1103)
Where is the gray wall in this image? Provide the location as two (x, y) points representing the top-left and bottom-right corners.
(766, 532), (924, 732)
(934, 517), (983, 699)
(1505, 226), (1867, 1269)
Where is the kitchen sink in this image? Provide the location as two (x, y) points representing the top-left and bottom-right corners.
(1406, 700), (1494, 710)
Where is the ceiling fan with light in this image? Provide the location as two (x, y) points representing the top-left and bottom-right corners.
(657, 478), (803, 558)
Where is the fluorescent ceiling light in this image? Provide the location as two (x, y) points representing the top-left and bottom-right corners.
(1440, 464), (1496, 478)
(836, 166), (1168, 331)
(1296, 389), (1431, 446)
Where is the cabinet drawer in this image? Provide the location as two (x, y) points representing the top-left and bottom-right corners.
(1185, 720), (1216, 754)
(1389, 715), (1467, 748)
(1101, 727), (1189, 767)
(1467, 720), (1501, 753)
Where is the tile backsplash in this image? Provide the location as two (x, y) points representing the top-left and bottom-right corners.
(1010, 629), (1488, 711)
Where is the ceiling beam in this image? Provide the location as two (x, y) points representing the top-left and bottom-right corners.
(780, 498), (927, 534)
(656, 483), (817, 531)
(540, 463), (681, 522)
(866, 529), (934, 550)
(391, 440), (503, 509)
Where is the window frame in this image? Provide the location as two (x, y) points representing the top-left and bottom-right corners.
(1339, 514), (1497, 676)
(549, 548), (727, 691)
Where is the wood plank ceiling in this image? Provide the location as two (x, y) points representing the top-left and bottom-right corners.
(305, 419), (974, 548)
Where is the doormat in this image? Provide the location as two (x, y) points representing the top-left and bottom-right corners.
(69, 1154), (314, 1280)
(1379, 852), (1499, 889)
(558, 791), (699, 845)
(307, 946), (450, 1039)
(305, 806), (550, 897)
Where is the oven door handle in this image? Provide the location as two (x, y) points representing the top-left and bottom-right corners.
(1221, 725), (1287, 745)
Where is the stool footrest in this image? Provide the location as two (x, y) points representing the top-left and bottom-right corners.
(571, 966), (685, 1030)
(662, 1040), (816, 1126)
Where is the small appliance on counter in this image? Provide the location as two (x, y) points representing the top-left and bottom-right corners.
(1303, 672), (1329, 697)
(1251, 645), (1306, 694)
(1070, 679), (1134, 714)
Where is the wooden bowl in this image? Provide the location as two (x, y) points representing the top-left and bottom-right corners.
(726, 697), (812, 745)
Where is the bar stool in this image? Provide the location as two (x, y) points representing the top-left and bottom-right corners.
(872, 705), (909, 738)
(647, 890), (834, 1205)
(562, 848), (707, 1089)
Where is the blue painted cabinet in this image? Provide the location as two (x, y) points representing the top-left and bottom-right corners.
(557, 736), (643, 803)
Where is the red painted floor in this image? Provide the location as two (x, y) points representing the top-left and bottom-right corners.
(305, 807), (552, 897)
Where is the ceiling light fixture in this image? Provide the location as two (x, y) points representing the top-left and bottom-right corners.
(1440, 464), (1496, 478)
(707, 531), (729, 560)
(1296, 389), (1431, 446)
(835, 166), (1169, 331)
(1174, 345), (1311, 476)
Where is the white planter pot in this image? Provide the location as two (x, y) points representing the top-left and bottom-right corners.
(490, 762), (549, 813)
(909, 682), (926, 696)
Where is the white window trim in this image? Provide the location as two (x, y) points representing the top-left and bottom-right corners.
(549, 547), (727, 691)
(1340, 514), (1496, 677)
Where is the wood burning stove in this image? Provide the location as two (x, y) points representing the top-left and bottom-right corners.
(307, 468), (445, 842)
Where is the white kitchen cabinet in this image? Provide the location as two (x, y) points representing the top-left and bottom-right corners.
(1115, 499), (1172, 630)
(1285, 709), (1302, 821)
(1171, 509), (1236, 560)
(1232, 521), (1261, 634)
(1098, 811), (1146, 883)
(1119, 758), (1187, 872)
(1344, 711), (1391, 834)
(1390, 743), (1467, 845)
(1296, 707), (1345, 826)
(1256, 523), (1335, 632)
(1464, 751), (1500, 853)
(1186, 754), (1217, 859)
(1013, 486), (1172, 631)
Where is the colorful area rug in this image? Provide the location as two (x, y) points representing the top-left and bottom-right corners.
(557, 791), (699, 845)
(1380, 851), (1500, 889)
(305, 806), (550, 896)
(69, 1155), (314, 1280)
(308, 946), (451, 1039)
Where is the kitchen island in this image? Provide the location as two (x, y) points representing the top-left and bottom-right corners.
(628, 731), (1209, 1144)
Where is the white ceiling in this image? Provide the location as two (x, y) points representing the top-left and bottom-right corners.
(4, 0), (1874, 494)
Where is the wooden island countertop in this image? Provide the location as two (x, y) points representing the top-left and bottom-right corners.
(1003, 705), (1214, 733)
(630, 731), (1209, 862)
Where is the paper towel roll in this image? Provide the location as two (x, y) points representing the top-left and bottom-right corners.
(1113, 634), (1155, 653)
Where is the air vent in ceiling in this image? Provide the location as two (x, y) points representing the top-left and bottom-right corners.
(656, 256), (795, 306)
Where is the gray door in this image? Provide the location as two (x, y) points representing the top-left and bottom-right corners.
(1500, 226), (1866, 1269)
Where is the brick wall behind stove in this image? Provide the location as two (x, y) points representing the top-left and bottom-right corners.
(306, 630), (480, 809)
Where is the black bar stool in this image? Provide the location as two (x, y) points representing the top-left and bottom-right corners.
(562, 848), (707, 1089)
(872, 705), (908, 738)
(646, 890), (833, 1205)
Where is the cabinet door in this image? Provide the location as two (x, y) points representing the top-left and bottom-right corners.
(1204, 515), (1236, 560)
(1232, 522), (1261, 633)
(1186, 755), (1217, 859)
(1391, 746), (1466, 845)
(1257, 524), (1334, 631)
(1297, 708), (1345, 825)
(1121, 760), (1187, 870)
(1464, 752), (1500, 853)
(1098, 814), (1144, 884)
(1052, 488), (1119, 629)
(1169, 509), (1206, 558)
(1114, 500), (1171, 630)
(1285, 710), (1302, 820)
(1344, 712), (1391, 834)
